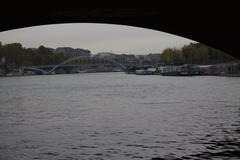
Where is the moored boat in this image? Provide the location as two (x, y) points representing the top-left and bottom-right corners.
(135, 69), (154, 75)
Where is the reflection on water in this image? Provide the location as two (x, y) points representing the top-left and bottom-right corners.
(0, 73), (240, 160)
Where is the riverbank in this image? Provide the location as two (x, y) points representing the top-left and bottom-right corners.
(1, 63), (240, 77)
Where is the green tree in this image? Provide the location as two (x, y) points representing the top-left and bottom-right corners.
(3, 43), (25, 67)
(182, 43), (197, 64)
(160, 48), (172, 64)
(160, 48), (184, 64)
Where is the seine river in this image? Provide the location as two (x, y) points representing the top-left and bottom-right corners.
(0, 72), (240, 160)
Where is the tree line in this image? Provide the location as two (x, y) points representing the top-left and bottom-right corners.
(0, 41), (237, 69)
(160, 43), (237, 65)
(0, 42), (71, 68)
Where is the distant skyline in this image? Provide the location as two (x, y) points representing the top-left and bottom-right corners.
(0, 23), (196, 55)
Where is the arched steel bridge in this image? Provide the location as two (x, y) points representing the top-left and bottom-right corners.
(23, 56), (130, 75)
(48, 56), (127, 74)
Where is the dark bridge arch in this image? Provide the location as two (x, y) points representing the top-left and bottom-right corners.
(0, 2), (239, 59)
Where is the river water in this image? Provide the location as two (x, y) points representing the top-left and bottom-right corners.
(0, 72), (240, 160)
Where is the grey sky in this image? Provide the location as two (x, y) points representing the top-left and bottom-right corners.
(0, 23), (196, 55)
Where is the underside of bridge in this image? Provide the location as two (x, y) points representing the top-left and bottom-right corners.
(0, 1), (239, 59)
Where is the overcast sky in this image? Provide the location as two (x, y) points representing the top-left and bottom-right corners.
(0, 23), (196, 55)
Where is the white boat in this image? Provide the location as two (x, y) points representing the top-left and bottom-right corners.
(135, 69), (154, 75)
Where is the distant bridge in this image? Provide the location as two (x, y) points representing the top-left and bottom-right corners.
(47, 56), (127, 74)
(23, 56), (140, 75)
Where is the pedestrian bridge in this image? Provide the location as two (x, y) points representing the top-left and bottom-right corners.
(23, 56), (142, 75)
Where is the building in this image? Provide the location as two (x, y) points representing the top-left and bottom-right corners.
(54, 47), (91, 57)
(94, 52), (116, 59)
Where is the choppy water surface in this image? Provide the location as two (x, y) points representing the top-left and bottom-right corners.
(0, 73), (240, 160)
